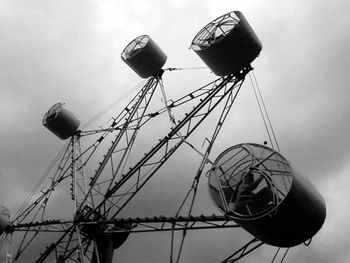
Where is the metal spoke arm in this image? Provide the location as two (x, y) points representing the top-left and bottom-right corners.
(5, 222), (81, 262)
(106, 74), (244, 133)
(221, 238), (264, 263)
(98, 67), (251, 219)
(137, 76), (237, 129)
(77, 77), (160, 212)
(29, 77), (161, 263)
(35, 225), (80, 263)
(83, 214), (239, 234)
(28, 67), (252, 262)
(8, 215), (240, 261)
(6, 220), (73, 233)
(79, 78), (156, 137)
(12, 145), (73, 225)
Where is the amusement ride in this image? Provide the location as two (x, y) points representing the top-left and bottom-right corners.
(0, 11), (326, 263)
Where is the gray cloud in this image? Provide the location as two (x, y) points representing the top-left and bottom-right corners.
(1, 0), (349, 262)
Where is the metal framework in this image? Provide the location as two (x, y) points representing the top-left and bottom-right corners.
(8, 215), (238, 234)
(0, 65), (282, 263)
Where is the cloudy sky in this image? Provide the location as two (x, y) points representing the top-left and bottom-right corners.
(1, 0), (350, 262)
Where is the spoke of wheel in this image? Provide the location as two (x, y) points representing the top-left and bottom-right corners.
(12, 68), (255, 262)
(77, 77), (159, 215)
(102, 69), (251, 221)
(271, 247), (281, 263)
(35, 224), (76, 263)
(221, 238), (264, 263)
(14, 231), (38, 261)
(280, 248), (289, 263)
(172, 83), (244, 262)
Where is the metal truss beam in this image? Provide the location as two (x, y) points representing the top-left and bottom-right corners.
(23, 66), (252, 262)
(221, 237), (264, 263)
(100, 67), (251, 220)
(9, 214), (238, 234)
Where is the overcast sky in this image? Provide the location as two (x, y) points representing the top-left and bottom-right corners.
(1, 0), (350, 262)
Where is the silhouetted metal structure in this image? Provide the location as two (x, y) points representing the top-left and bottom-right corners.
(0, 10), (325, 263)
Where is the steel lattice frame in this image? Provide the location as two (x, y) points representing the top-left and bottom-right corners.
(1, 66), (275, 263)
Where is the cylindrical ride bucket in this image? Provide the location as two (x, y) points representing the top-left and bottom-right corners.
(208, 143), (326, 247)
(190, 11), (262, 76)
(121, 35), (167, 78)
(42, 103), (81, 140)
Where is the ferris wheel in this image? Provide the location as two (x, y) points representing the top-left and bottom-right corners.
(0, 11), (326, 263)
